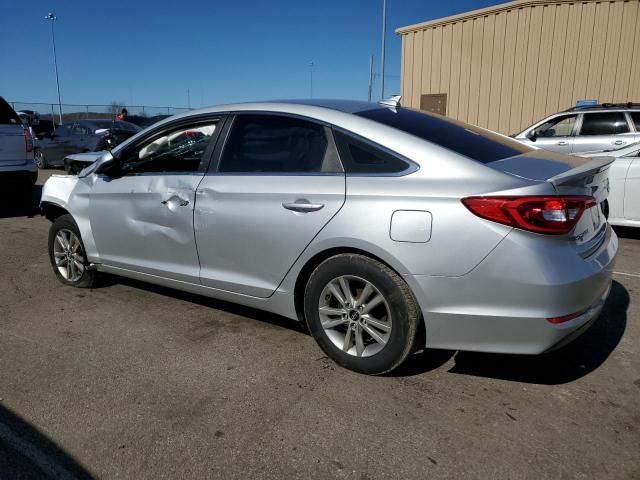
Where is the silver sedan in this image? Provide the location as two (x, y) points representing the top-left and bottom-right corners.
(41, 99), (617, 374)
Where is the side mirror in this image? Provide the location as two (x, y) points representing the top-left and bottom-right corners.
(94, 151), (119, 175)
(527, 130), (538, 142)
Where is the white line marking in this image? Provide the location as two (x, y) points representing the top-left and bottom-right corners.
(0, 421), (78, 479)
(613, 271), (640, 278)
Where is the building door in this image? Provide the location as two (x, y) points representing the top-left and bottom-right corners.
(420, 94), (447, 116)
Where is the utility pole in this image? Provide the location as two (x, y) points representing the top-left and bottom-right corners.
(380, 0), (387, 100)
(45, 13), (63, 125)
(368, 55), (374, 101)
(309, 61), (314, 98)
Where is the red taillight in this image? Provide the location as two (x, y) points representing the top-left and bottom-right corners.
(23, 127), (33, 153)
(547, 308), (589, 324)
(462, 196), (596, 235)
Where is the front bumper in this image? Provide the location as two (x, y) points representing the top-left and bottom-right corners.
(406, 225), (618, 354)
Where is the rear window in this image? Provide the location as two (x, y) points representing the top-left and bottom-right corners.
(579, 112), (629, 136)
(629, 112), (640, 131)
(354, 107), (531, 164)
(0, 98), (21, 125)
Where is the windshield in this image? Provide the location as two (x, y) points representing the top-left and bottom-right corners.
(355, 107), (532, 164)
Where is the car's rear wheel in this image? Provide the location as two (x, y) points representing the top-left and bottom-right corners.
(34, 149), (47, 169)
(48, 214), (95, 288)
(304, 254), (420, 375)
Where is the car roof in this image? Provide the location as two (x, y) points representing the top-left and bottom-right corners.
(113, 99), (523, 180)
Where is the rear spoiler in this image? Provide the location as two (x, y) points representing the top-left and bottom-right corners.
(547, 156), (615, 187)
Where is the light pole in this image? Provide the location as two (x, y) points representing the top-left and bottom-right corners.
(380, 0), (387, 100)
(309, 61), (314, 98)
(45, 13), (63, 125)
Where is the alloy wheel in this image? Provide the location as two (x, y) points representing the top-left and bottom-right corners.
(34, 150), (45, 169)
(52, 229), (86, 282)
(318, 275), (392, 357)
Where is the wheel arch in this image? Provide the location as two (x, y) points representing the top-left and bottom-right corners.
(41, 201), (71, 222)
(293, 246), (427, 350)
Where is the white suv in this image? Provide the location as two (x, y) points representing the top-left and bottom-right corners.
(515, 103), (640, 154)
(0, 97), (37, 193)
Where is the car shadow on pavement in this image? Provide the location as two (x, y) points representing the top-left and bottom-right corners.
(103, 276), (310, 335)
(613, 226), (640, 241)
(0, 185), (42, 219)
(0, 404), (94, 479)
(444, 280), (629, 385)
(98, 276), (628, 384)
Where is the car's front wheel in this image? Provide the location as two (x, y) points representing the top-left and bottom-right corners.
(48, 214), (95, 288)
(304, 254), (421, 375)
(34, 149), (47, 169)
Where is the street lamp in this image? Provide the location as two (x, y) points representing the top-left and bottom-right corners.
(45, 13), (63, 126)
(380, 0), (387, 99)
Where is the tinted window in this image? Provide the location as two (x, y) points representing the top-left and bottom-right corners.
(579, 112), (629, 135)
(53, 126), (71, 137)
(71, 124), (89, 135)
(333, 131), (410, 174)
(0, 98), (21, 125)
(630, 112), (640, 131)
(120, 122), (217, 174)
(219, 115), (329, 173)
(534, 114), (577, 137)
(355, 107), (531, 164)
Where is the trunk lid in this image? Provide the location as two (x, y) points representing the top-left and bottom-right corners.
(487, 150), (613, 251)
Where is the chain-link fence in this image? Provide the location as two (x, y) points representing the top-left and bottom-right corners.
(8, 101), (191, 126)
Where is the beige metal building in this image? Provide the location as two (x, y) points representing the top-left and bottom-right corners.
(396, 0), (640, 135)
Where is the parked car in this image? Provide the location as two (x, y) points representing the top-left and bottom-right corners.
(0, 96), (37, 193)
(575, 141), (640, 228)
(34, 119), (141, 169)
(41, 99), (617, 374)
(17, 110), (56, 138)
(515, 102), (640, 154)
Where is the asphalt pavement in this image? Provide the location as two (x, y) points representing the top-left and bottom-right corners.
(0, 170), (638, 479)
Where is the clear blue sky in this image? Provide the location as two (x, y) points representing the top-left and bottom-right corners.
(1, 0), (499, 108)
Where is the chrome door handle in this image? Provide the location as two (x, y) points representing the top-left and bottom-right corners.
(557, 141), (568, 146)
(162, 195), (189, 207)
(613, 140), (625, 145)
(282, 201), (325, 212)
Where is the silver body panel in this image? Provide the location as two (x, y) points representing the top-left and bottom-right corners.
(42, 100), (618, 354)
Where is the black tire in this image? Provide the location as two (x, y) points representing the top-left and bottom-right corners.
(34, 149), (47, 169)
(48, 214), (95, 288)
(304, 254), (421, 375)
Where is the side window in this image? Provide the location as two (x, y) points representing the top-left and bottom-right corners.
(629, 112), (640, 131)
(72, 124), (88, 136)
(53, 126), (71, 138)
(219, 114), (332, 173)
(333, 130), (410, 174)
(534, 115), (577, 138)
(579, 112), (630, 136)
(120, 122), (217, 174)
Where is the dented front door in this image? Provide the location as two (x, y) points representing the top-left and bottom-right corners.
(88, 173), (203, 283)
